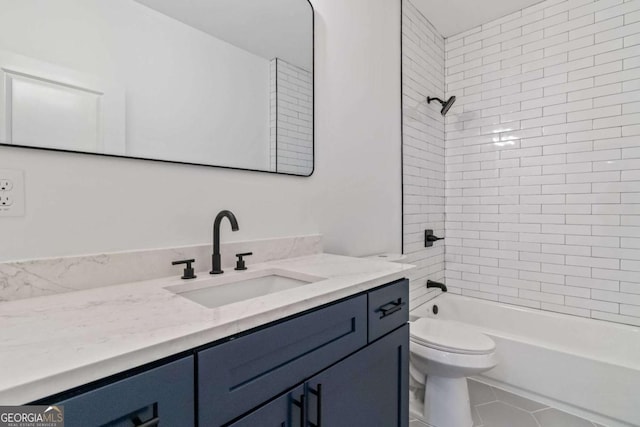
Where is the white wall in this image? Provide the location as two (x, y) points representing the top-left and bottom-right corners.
(0, 0), (402, 262)
(444, 0), (640, 326)
(0, 0), (270, 170)
(402, 0), (447, 309)
(134, 0), (314, 71)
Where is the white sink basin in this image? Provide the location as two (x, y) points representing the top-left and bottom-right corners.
(165, 269), (325, 308)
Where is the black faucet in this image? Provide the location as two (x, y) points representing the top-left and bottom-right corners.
(210, 210), (239, 274)
(427, 280), (447, 292)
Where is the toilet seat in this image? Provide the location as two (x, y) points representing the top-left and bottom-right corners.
(410, 318), (495, 355)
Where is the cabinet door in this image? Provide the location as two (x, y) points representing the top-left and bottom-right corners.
(306, 325), (408, 427)
(55, 357), (194, 427)
(228, 385), (304, 427)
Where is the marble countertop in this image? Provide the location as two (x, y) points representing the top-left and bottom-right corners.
(0, 253), (414, 404)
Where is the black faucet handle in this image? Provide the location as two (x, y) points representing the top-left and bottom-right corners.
(172, 259), (197, 280)
(425, 229), (445, 247)
(234, 252), (253, 271)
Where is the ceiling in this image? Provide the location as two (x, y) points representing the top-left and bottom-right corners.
(134, 0), (312, 70)
(411, 0), (545, 38)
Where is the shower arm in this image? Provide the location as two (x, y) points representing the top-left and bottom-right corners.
(427, 97), (445, 104)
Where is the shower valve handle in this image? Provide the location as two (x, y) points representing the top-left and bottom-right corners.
(425, 230), (444, 247)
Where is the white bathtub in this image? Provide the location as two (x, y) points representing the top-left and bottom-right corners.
(410, 293), (640, 427)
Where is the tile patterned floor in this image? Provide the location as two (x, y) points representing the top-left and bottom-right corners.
(409, 379), (607, 427)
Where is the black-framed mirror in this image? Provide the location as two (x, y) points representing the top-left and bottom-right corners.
(0, 0), (314, 176)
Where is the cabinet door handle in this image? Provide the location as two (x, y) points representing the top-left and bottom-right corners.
(309, 384), (322, 427)
(133, 416), (160, 427)
(292, 393), (305, 427)
(378, 299), (405, 318)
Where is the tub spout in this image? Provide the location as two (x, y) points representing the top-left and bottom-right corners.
(427, 280), (447, 292)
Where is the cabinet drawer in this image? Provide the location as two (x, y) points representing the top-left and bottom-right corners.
(198, 295), (367, 427)
(56, 357), (194, 427)
(368, 279), (409, 342)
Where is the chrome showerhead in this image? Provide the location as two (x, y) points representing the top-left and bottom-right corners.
(427, 96), (456, 116)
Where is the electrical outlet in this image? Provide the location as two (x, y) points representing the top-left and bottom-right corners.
(0, 169), (24, 217)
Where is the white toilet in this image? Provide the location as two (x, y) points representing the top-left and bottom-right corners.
(409, 318), (498, 427)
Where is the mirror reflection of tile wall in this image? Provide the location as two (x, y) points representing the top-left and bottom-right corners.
(270, 58), (313, 175)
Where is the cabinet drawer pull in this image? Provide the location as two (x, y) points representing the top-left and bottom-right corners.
(309, 384), (322, 427)
(133, 416), (160, 427)
(292, 394), (305, 427)
(377, 299), (405, 318)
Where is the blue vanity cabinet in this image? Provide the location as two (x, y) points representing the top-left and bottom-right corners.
(197, 295), (368, 426)
(55, 356), (194, 427)
(227, 324), (409, 427)
(306, 325), (409, 427)
(199, 278), (409, 427)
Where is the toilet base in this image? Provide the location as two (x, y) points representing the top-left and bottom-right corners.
(423, 375), (473, 427)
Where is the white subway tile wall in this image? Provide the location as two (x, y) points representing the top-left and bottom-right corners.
(444, 0), (640, 326)
(270, 59), (277, 172)
(270, 58), (313, 175)
(402, 0), (446, 308)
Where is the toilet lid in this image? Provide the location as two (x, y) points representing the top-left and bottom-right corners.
(410, 318), (495, 355)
